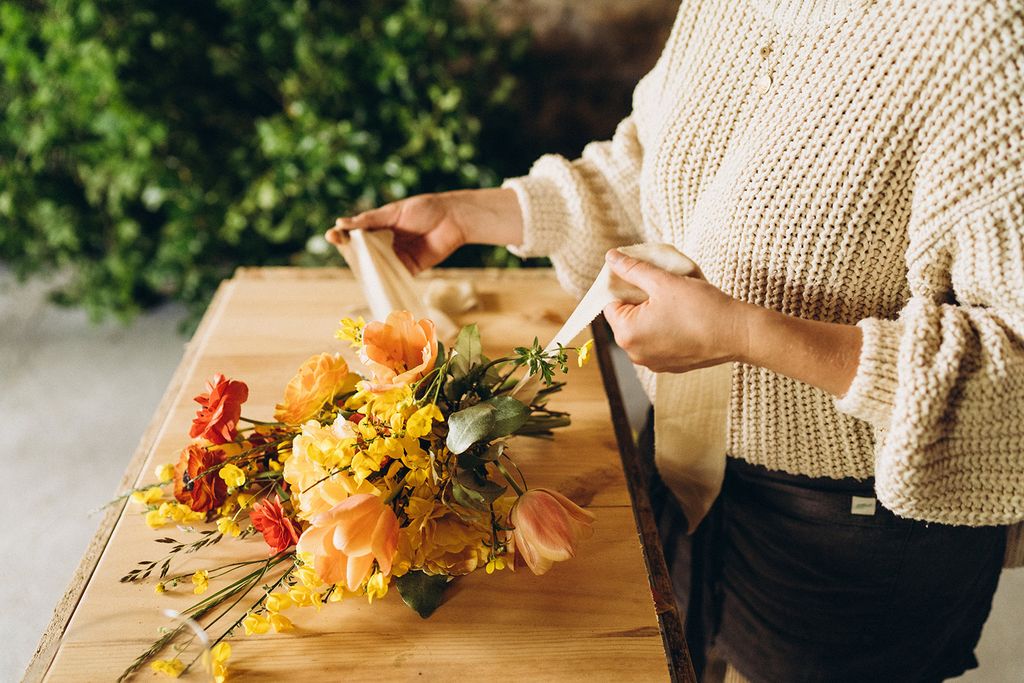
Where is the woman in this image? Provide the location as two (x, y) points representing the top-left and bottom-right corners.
(328, 1), (1024, 681)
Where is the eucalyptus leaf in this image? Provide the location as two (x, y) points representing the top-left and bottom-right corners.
(454, 468), (507, 502)
(445, 402), (495, 454)
(451, 479), (490, 511)
(484, 395), (529, 439)
(394, 571), (451, 618)
(451, 324), (482, 378)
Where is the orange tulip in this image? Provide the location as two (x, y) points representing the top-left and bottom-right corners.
(274, 353), (355, 425)
(296, 494), (399, 590)
(510, 488), (595, 575)
(360, 311), (438, 391)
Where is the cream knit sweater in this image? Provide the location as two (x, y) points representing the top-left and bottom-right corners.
(503, 0), (1024, 555)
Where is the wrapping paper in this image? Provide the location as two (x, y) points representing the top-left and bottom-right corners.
(335, 232), (730, 533)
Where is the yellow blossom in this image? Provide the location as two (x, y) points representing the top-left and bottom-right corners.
(334, 316), (366, 348)
(406, 403), (443, 439)
(366, 571), (389, 604)
(236, 492), (256, 509)
(265, 592), (292, 613)
(485, 556), (507, 574)
(154, 463), (176, 482)
(576, 339), (594, 367)
(204, 642), (231, 683)
(150, 658), (185, 678)
(242, 613), (271, 635)
(216, 517), (241, 537)
(219, 463), (246, 488)
(296, 564), (323, 589)
(145, 510), (168, 529)
(269, 613), (294, 633)
(192, 570), (209, 595)
(288, 584), (324, 609)
(154, 582), (167, 594)
(131, 486), (163, 505)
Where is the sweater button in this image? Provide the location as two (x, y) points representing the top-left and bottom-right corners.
(756, 73), (772, 94)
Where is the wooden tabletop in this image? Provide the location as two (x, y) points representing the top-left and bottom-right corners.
(28, 267), (691, 682)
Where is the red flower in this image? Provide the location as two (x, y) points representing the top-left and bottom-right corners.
(250, 495), (300, 554)
(173, 443), (227, 513)
(189, 373), (249, 444)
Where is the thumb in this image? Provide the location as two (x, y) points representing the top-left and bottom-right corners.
(605, 249), (669, 293)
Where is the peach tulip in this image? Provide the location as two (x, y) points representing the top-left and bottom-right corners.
(510, 488), (595, 575)
(361, 311), (438, 391)
(296, 494), (399, 590)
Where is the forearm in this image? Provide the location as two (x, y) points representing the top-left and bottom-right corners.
(736, 303), (863, 398)
(447, 187), (524, 247)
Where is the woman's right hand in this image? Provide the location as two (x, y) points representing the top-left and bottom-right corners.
(325, 187), (524, 275)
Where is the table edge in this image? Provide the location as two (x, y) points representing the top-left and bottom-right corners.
(591, 316), (697, 683)
(22, 279), (237, 683)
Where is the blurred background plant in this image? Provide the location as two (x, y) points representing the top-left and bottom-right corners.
(0, 0), (535, 323)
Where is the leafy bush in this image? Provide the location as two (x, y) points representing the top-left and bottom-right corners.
(0, 0), (530, 320)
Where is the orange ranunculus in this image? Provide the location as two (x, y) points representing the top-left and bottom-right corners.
(173, 443), (227, 513)
(510, 488), (595, 575)
(249, 495), (300, 554)
(296, 494), (399, 590)
(360, 311), (438, 391)
(189, 373), (249, 444)
(274, 353), (356, 425)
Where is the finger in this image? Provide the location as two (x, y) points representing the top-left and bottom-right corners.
(335, 202), (404, 232)
(604, 249), (669, 292)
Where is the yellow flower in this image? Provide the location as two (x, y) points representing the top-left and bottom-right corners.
(150, 658), (185, 678)
(265, 592), (292, 613)
(242, 613), (271, 635)
(366, 571), (389, 604)
(288, 584), (324, 609)
(131, 486), (163, 505)
(284, 420), (376, 520)
(203, 642), (231, 683)
(577, 339), (594, 368)
(406, 403), (443, 439)
(236, 492), (256, 509)
(270, 613), (294, 633)
(485, 556), (507, 574)
(216, 517), (241, 537)
(335, 316), (366, 348)
(145, 510), (168, 529)
(219, 464), (246, 488)
(296, 564), (323, 589)
(154, 463), (176, 483)
(192, 570), (209, 595)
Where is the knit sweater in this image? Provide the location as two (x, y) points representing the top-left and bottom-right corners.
(502, 0), (1024, 544)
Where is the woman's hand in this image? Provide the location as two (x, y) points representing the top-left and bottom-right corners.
(325, 187), (523, 275)
(602, 248), (864, 397)
(602, 249), (750, 373)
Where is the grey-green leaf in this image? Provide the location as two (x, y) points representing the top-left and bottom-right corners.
(394, 571), (451, 618)
(445, 402), (495, 454)
(484, 395), (529, 439)
(451, 323), (482, 378)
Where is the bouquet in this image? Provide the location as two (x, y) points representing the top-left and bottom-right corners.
(117, 311), (595, 681)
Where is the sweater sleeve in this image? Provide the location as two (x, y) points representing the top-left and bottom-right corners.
(502, 114), (647, 297)
(834, 11), (1024, 526)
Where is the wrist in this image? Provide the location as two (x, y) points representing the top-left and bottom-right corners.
(724, 299), (763, 365)
(448, 187), (523, 247)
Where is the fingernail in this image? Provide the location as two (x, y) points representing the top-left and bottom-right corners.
(606, 249), (623, 263)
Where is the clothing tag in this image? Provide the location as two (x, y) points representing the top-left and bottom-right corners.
(851, 496), (877, 516)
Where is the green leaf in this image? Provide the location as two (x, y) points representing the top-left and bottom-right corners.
(451, 323), (481, 378)
(484, 395), (529, 439)
(394, 571), (451, 618)
(445, 402), (495, 454)
(454, 468), (506, 502)
(451, 479), (489, 511)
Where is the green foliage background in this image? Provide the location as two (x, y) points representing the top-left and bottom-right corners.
(0, 0), (532, 321)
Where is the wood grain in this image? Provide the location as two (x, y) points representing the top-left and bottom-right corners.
(31, 268), (684, 682)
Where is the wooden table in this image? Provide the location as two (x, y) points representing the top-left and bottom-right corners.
(27, 268), (693, 682)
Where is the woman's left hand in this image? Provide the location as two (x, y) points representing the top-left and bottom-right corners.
(602, 249), (751, 373)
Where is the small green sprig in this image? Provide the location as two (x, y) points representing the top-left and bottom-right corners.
(512, 338), (570, 385)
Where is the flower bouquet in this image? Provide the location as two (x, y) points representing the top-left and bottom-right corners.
(118, 311), (595, 681)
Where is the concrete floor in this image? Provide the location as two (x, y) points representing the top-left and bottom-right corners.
(1, 268), (1021, 681)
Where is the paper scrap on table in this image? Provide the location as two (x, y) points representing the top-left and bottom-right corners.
(336, 231), (730, 533)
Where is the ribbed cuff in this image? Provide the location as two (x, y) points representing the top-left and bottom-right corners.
(501, 156), (573, 259)
(833, 317), (903, 431)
